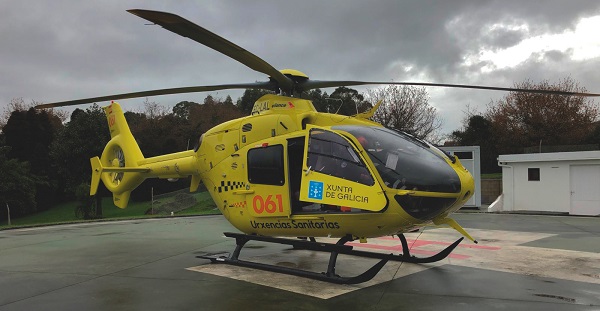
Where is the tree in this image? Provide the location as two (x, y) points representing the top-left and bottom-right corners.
(190, 96), (245, 135)
(2, 107), (63, 211)
(172, 101), (197, 120)
(224, 95), (234, 106)
(329, 87), (371, 116)
(585, 121), (600, 145)
(50, 105), (110, 217)
(486, 78), (599, 154)
(450, 115), (500, 173)
(51, 105), (110, 193)
(3, 108), (63, 172)
(367, 85), (442, 141)
(0, 146), (38, 219)
(74, 182), (98, 220)
(129, 107), (185, 158)
(1, 98), (67, 129)
(300, 89), (329, 112)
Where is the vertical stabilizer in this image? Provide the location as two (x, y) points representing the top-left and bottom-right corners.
(91, 102), (201, 209)
(91, 102), (147, 208)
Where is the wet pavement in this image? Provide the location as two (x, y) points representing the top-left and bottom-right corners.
(1, 213), (599, 310)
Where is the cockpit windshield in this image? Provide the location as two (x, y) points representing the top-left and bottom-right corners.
(333, 125), (461, 193)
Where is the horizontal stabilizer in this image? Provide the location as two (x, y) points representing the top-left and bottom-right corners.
(89, 156), (151, 196)
(99, 167), (151, 173)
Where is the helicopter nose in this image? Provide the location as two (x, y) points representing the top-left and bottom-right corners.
(393, 165), (474, 221)
(390, 156), (468, 221)
(394, 195), (459, 220)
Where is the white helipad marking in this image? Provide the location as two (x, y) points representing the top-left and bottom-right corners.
(427, 228), (600, 284)
(188, 252), (437, 299)
(188, 228), (600, 299)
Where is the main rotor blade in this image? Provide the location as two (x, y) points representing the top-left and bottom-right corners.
(35, 82), (275, 109)
(127, 9), (293, 92)
(301, 80), (600, 97)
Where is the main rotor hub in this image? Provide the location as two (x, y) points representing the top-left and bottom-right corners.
(274, 69), (309, 96)
(279, 69), (309, 79)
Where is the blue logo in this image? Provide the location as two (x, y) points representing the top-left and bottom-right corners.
(308, 181), (324, 200)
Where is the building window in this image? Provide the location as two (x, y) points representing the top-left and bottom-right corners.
(453, 151), (473, 159)
(248, 145), (284, 185)
(528, 168), (540, 181)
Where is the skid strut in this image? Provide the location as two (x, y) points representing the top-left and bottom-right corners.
(198, 232), (463, 284)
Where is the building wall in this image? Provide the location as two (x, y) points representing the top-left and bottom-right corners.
(509, 162), (570, 213)
(481, 179), (502, 204)
(440, 146), (481, 207)
(501, 165), (514, 211)
(499, 151), (600, 214)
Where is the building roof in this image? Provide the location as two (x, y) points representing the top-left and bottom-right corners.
(498, 151), (600, 163)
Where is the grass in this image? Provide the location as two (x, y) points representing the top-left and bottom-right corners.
(481, 173), (502, 179)
(0, 191), (219, 230)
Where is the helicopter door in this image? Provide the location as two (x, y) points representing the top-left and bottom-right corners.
(299, 127), (387, 212)
(246, 144), (291, 218)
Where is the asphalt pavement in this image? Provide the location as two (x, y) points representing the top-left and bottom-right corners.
(1, 213), (599, 310)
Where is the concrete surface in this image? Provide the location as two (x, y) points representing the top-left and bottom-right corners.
(1, 213), (599, 310)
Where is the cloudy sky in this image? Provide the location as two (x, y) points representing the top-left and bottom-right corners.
(2, 1), (600, 135)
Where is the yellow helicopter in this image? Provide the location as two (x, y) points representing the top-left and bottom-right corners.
(37, 9), (600, 284)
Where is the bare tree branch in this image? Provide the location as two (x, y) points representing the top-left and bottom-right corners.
(367, 85), (442, 142)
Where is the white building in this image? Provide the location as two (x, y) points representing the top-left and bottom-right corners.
(440, 146), (481, 208)
(496, 151), (600, 216)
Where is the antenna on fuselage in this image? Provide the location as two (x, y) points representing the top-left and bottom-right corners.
(325, 98), (343, 114)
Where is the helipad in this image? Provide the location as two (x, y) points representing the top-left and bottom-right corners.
(1, 213), (599, 310)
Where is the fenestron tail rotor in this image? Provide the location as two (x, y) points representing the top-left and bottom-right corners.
(110, 147), (125, 185)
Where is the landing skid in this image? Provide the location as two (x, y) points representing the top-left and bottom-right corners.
(198, 232), (463, 285)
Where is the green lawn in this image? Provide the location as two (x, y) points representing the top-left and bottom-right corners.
(1, 191), (219, 230)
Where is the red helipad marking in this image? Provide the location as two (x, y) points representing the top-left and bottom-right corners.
(378, 236), (501, 250)
(347, 237), (500, 260)
(348, 242), (470, 259)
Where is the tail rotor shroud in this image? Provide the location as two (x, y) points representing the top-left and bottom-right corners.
(89, 102), (201, 208)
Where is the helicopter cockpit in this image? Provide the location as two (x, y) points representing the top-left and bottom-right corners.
(333, 125), (461, 194)
(297, 124), (466, 218)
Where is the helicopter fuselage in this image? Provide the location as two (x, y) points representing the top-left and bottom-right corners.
(192, 94), (474, 239)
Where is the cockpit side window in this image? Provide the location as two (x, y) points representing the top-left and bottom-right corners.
(307, 129), (374, 186)
(333, 125), (461, 193)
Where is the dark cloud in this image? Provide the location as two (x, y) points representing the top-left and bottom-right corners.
(480, 27), (529, 50)
(2, 1), (599, 134)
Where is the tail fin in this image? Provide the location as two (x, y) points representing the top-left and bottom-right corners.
(91, 102), (201, 208)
